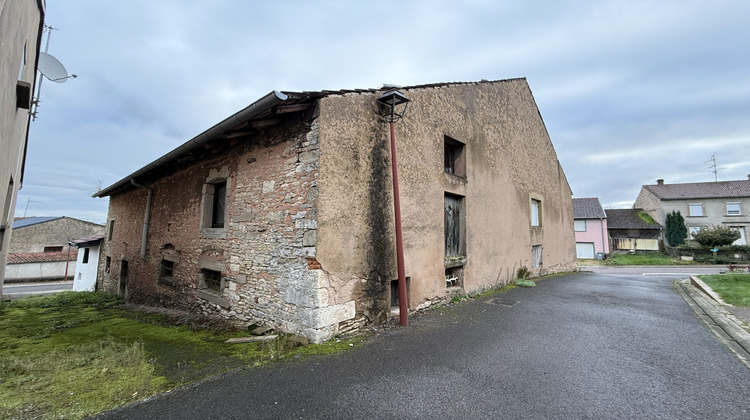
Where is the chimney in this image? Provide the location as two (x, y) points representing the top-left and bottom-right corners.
(747, 174), (750, 180)
(656, 179), (664, 185)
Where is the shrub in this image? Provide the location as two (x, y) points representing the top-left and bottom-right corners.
(665, 211), (687, 246)
(693, 226), (741, 248)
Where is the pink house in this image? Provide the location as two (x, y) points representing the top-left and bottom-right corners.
(572, 198), (609, 258)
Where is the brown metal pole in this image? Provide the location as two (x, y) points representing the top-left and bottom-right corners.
(389, 121), (408, 326)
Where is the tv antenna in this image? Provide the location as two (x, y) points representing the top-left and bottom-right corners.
(31, 25), (77, 120)
(705, 153), (720, 182)
(23, 198), (44, 217)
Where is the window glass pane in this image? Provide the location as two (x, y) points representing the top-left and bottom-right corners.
(726, 202), (741, 215)
(574, 220), (586, 231)
(531, 200), (540, 226)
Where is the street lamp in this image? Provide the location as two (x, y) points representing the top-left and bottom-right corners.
(376, 89), (410, 326)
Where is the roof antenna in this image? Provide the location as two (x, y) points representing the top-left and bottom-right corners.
(31, 25), (77, 120)
(705, 153), (719, 182)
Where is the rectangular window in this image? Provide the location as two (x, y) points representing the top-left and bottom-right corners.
(43, 246), (63, 253)
(444, 193), (465, 256)
(159, 259), (175, 285)
(201, 269), (222, 293)
(688, 203), (704, 217)
(532, 245), (543, 268)
(82, 248), (90, 264)
(212, 181), (227, 228)
(726, 202), (741, 216)
(689, 227), (702, 239)
(105, 256), (111, 273)
(531, 199), (541, 227)
(108, 220), (115, 241)
(444, 135), (466, 177)
(574, 220), (586, 232)
(445, 266), (463, 288)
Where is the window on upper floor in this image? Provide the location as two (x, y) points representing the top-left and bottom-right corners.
(201, 176), (229, 236)
(444, 135), (466, 178)
(574, 220), (586, 232)
(726, 202), (741, 216)
(82, 248), (90, 264)
(531, 199), (542, 227)
(688, 203), (704, 217)
(44, 246), (63, 253)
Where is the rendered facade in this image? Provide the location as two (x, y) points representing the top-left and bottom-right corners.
(94, 79), (577, 342)
(0, 0), (45, 296)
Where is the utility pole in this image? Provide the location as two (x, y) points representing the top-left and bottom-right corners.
(705, 153), (719, 182)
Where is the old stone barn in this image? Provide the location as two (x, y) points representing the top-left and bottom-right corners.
(94, 79), (576, 342)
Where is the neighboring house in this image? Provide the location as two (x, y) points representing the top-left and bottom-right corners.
(5, 251), (75, 282)
(9, 216), (105, 253)
(635, 177), (750, 246)
(71, 234), (104, 291)
(0, 0), (45, 297)
(605, 208), (662, 252)
(572, 197), (608, 259)
(93, 79), (577, 343)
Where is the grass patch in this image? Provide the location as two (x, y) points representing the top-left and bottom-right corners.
(513, 279), (536, 287)
(604, 253), (696, 266)
(698, 273), (750, 307)
(0, 292), (359, 419)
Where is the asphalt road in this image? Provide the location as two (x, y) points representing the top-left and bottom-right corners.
(99, 271), (750, 419)
(2, 281), (73, 298)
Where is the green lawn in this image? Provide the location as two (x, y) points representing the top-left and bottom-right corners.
(0, 292), (359, 419)
(603, 253), (696, 266)
(698, 273), (750, 307)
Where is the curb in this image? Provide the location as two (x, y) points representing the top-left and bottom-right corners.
(678, 278), (750, 369)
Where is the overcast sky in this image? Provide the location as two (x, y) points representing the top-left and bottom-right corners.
(17, 0), (750, 224)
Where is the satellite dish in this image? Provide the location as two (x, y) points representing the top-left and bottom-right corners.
(38, 51), (74, 83)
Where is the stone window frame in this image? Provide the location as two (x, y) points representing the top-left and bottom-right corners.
(200, 168), (231, 239)
(688, 203), (704, 217)
(530, 194), (543, 228)
(158, 253), (179, 286)
(196, 258), (229, 308)
(726, 202), (741, 216)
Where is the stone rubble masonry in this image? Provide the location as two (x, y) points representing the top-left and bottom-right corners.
(99, 117), (356, 343)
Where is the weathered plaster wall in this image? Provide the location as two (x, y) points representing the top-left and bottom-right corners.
(98, 117), (348, 342)
(316, 80), (576, 325)
(9, 218), (105, 253)
(0, 0), (43, 296)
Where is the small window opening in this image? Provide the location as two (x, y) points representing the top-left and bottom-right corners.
(532, 245), (543, 268)
(444, 135), (466, 177)
(445, 266), (464, 288)
(82, 248), (90, 264)
(105, 256), (111, 273)
(108, 220), (115, 241)
(159, 259), (175, 284)
(44, 246), (63, 253)
(211, 181), (227, 228)
(531, 199), (541, 227)
(390, 277), (411, 308)
(202, 269), (222, 292)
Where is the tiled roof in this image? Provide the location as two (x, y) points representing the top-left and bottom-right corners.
(644, 179), (750, 200)
(12, 216), (62, 229)
(572, 198), (606, 219)
(7, 251), (75, 264)
(605, 209), (662, 230)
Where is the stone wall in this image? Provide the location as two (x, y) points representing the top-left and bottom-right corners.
(9, 218), (105, 253)
(99, 116), (353, 342)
